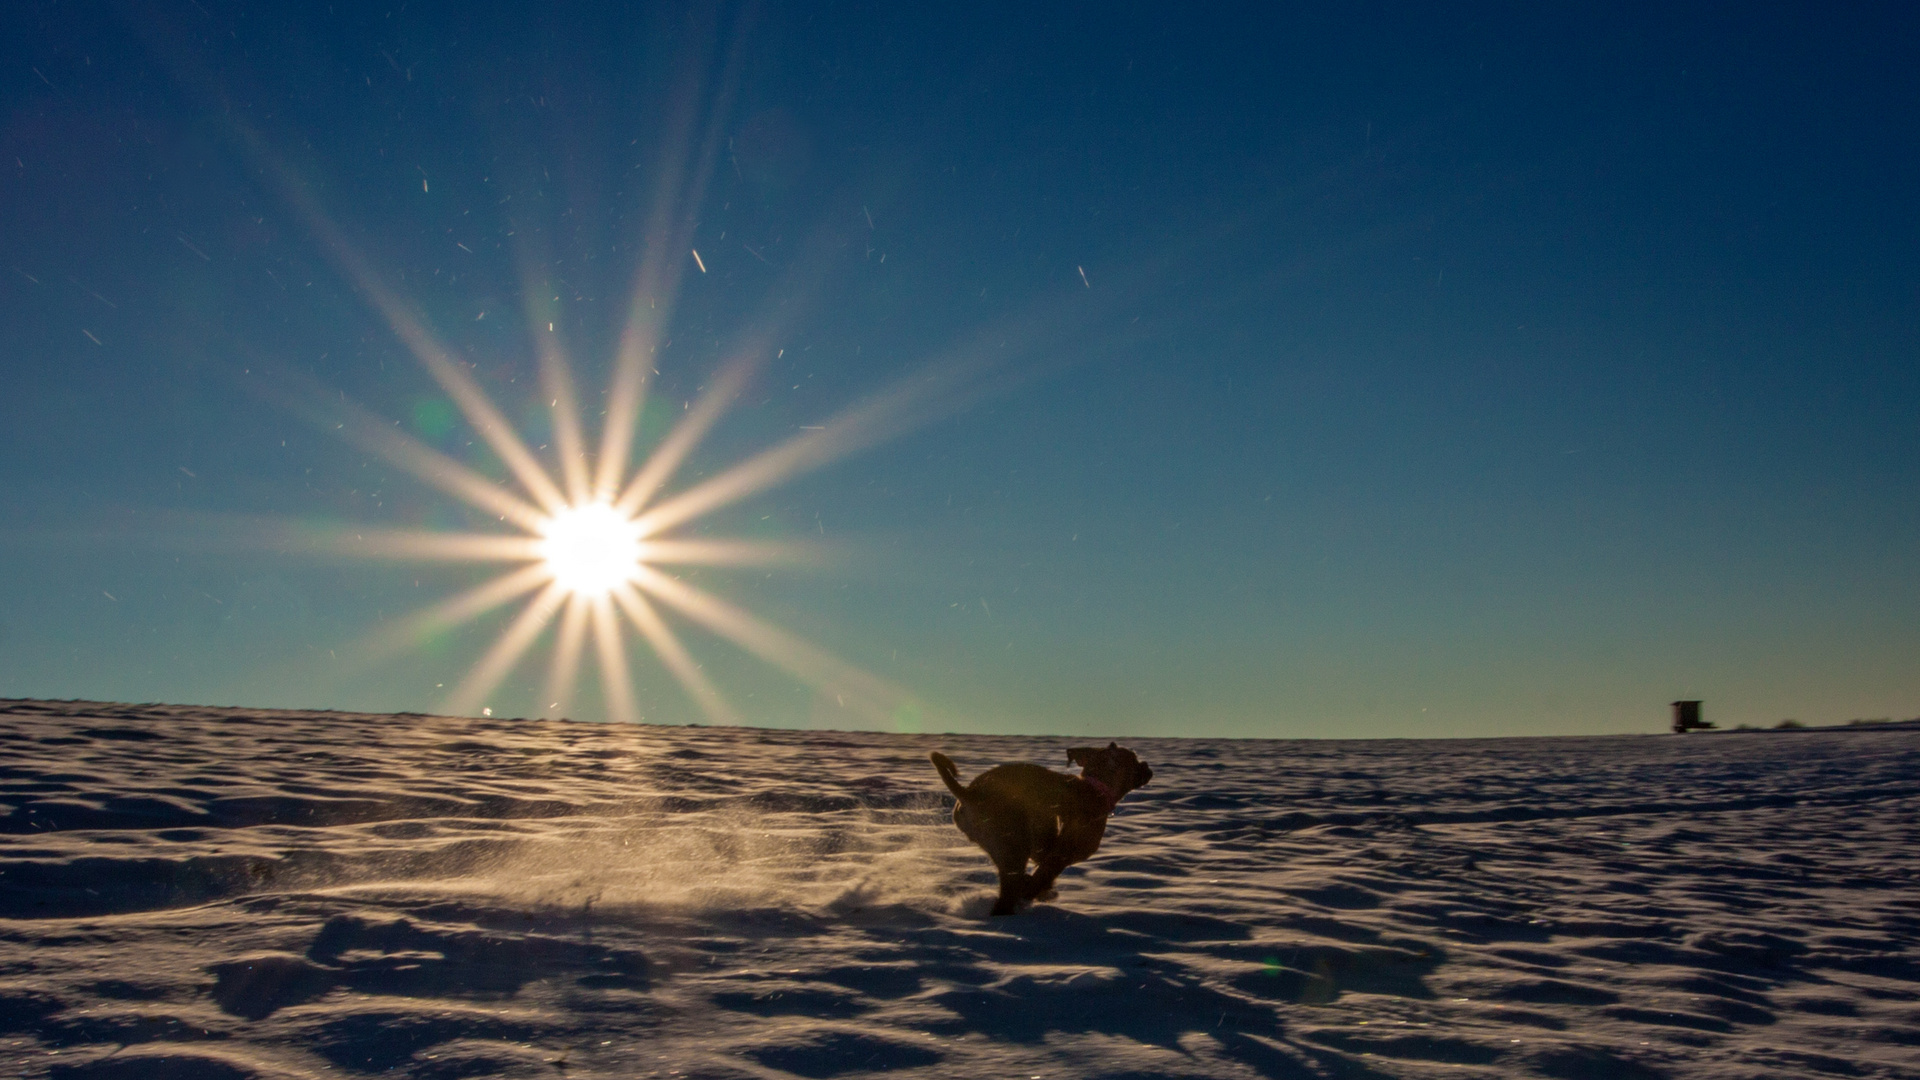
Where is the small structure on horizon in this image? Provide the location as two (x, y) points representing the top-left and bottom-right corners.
(1672, 699), (1714, 733)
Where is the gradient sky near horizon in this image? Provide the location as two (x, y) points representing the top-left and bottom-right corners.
(2, 2), (1916, 738)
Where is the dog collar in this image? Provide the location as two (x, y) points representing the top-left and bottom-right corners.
(1080, 774), (1119, 812)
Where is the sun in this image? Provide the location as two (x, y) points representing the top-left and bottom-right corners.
(538, 503), (644, 598)
(282, 330), (926, 726)
(258, 220), (946, 726)
(245, 112), (992, 728)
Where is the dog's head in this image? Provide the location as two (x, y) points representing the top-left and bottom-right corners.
(1068, 741), (1152, 798)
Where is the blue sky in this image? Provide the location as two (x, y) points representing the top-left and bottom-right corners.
(1, 2), (1915, 737)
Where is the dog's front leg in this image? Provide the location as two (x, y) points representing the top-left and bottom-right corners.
(990, 870), (1032, 916)
(1024, 855), (1069, 904)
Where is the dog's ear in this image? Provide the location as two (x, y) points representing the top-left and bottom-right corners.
(1107, 741), (1119, 750)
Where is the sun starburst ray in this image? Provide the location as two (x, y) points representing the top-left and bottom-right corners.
(609, 213), (871, 518)
(613, 348), (764, 516)
(635, 538), (814, 567)
(356, 562), (553, 660)
(519, 265), (594, 506)
(610, 583), (736, 725)
(257, 368), (551, 532)
(597, 282), (661, 503)
(385, 313), (570, 517)
(596, 107), (706, 500)
(544, 593), (593, 717)
(598, 254), (668, 503)
(251, 148), (569, 515)
(445, 582), (570, 715)
(308, 528), (545, 563)
(631, 564), (902, 718)
(631, 356), (981, 539)
(589, 597), (640, 725)
(595, 15), (746, 503)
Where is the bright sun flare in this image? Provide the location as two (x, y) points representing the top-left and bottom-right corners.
(272, 232), (929, 726)
(252, 105), (979, 727)
(538, 503), (643, 598)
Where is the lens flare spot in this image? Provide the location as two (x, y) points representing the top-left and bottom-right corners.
(539, 503), (642, 597)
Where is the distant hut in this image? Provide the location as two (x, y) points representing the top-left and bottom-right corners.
(1672, 700), (1713, 733)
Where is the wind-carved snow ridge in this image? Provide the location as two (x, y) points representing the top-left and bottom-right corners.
(2, 701), (1918, 1079)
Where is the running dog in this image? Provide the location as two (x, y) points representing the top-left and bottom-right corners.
(929, 743), (1153, 916)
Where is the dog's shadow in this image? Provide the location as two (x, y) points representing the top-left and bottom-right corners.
(870, 906), (1429, 1080)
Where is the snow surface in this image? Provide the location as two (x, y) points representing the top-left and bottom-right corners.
(1, 699), (1916, 1079)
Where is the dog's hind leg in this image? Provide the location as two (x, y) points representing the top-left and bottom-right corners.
(977, 816), (1034, 916)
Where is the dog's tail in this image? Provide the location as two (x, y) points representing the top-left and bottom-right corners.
(929, 751), (968, 802)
